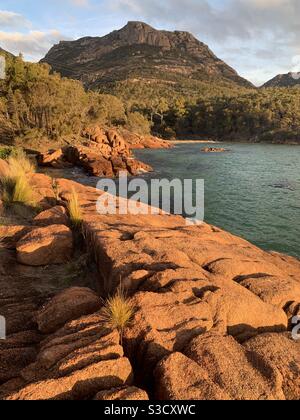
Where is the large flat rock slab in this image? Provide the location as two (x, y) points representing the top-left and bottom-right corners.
(244, 333), (300, 400)
(2, 174), (300, 400)
(16, 224), (73, 266)
(185, 332), (284, 400)
(7, 357), (133, 400)
(36, 287), (102, 334)
(154, 352), (231, 400)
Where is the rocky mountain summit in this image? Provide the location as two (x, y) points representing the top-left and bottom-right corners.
(263, 72), (300, 88)
(42, 21), (252, 89)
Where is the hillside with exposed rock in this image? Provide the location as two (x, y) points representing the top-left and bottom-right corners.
(42, 21), (253, 91)
(263, 72), (300, 88)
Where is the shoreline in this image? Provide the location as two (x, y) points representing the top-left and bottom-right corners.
(168, 139), (300, 146)
(1, 171), (300, 400)
(169, 140), (219, 144)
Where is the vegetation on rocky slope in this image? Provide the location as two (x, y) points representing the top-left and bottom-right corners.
(107, 79), (300, 142)
(40, 21), (300, 143)
(42, 21), (252, 90)
(0, 53), (151, 147)
(1, 26), (300, 144)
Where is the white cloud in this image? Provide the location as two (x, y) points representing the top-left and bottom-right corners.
(0, 9), (70, 61)
(0, 10), (31, 29)
(110, 0), (300, 84)
(1, 1), (299, 83)
(111, 0), (300, 43)
(0, 29), (68, 61)
(69, 0), (90, 6)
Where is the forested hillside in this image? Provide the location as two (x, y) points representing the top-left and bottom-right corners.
(1, 40), (300, 145)
(41, 21), (300, 143)
(0, 52), (151, 147)
(102, 80), (300, 142)
(172, 87), (300, 142)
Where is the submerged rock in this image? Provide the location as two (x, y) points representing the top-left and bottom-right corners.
(201, 147), (229, 153)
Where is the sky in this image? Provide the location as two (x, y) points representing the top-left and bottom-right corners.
(0, 0), (300, 86)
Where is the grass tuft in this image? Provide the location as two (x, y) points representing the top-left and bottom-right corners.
(0, 149), (36, 208)
(1, 175), (36, 207)
(8, 149), (36, 176)
(51, 178), (60, 202)
(101, 288), (134, 343)
(67, 188), (83, 228)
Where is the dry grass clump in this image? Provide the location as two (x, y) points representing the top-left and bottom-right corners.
(67, 188), (83, 229)
(8, 149), (36, 176)
(0, 149), (36, 208)
(51, 178), (60, 202)
(101, 288), (134, 343)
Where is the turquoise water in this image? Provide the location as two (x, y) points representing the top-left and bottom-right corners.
(134, 143), (300, 258)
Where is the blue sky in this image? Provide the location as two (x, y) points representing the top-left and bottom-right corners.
(0, 0), (300, 86)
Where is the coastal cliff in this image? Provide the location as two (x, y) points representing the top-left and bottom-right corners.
(0, 169), (300, 400)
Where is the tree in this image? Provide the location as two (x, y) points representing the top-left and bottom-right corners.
(126, 112), (151, 135)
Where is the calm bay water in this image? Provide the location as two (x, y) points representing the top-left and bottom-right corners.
(134, 143), (300, 258)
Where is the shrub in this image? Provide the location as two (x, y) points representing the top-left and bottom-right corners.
(0, 147), (13, 160)
(67, 188), (83, 228)
(126, 112), (151, 136)
(101, 288), (134, 343)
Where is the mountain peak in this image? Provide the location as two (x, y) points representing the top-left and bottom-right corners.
(263, 72), (300, 88)
(123, 21), (154, 30)
(42, 22), (253, 89)
(115, 21), (172, 49)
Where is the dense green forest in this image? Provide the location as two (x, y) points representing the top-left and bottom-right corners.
(0, 53), (151, 146)
(1, 52), (300, 144)
(106, 79), (300, 142)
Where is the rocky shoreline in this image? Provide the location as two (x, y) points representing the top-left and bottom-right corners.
(36, 127), (166, 177)
(0, 168), (300, 400)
